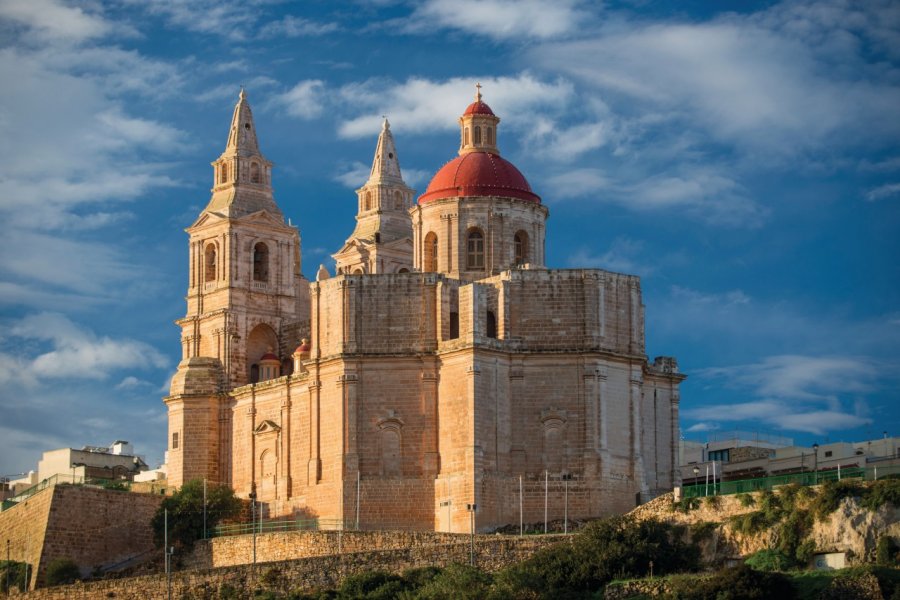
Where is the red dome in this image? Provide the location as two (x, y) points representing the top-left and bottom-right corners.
(463, 101), (495, 116)
(294, 342), (310, 354)
(260, 352), (279, 362)
(418, 152), (541, 204)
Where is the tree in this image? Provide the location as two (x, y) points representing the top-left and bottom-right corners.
(44, 558), (80, 587)
(0, 561), (29, 593)
(151, 479), (242, 550)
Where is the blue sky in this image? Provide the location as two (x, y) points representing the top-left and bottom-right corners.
(0, 0), (898, 476)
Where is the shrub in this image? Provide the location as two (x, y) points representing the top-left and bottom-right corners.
(337, 570), (408, 599)
(736, 493), (756, 508)
(864, 479), (900, 512)
(0, 561), (29, 593)
(775, 509), (813, 561)
(670, 564), (795, 600)
(151, 479), (242, 550)
(745, 549), (793, 572)
(702, 495), (721, 510)
(690, 521), (718, 543)
(413, 564), (493, 600)
(44, 558), (80, 587)
(877, 536), (898, 566)
(496, 516), (699, 598)
(401, 566), (442, 589)
(796, 539), (817, 565)
(811, 480), (863, 521)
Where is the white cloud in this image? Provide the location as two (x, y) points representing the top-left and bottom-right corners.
(3, 313), (169, 382)
(698, 355), (878, 402)
(0, 0), (113, 42)
(686, 422), (720, 433)
(866, 183), (900, 202)
(685, 400), (871, 436)
(406, 0), (585, 40)
(130, 0), (257, 40)
(258, 16), (339, 38)
(547, 166), (767, 227)
(530, 1), (900, 161)
(273, 80), (326, 119)
(334, 161), (371, 188)
(337, 74), (572, 138)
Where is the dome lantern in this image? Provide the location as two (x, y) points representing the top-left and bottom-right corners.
(458, 83), (501, 156)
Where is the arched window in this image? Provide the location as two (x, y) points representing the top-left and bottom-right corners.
(514, 230), (528, 265)
(220, 163), (228, 184)
(398, 268), (410, 273)
(466, 229), (484, 270)
(486, 310), (497, 338)
(253, 242), (269, 282)
(204, 244), (217, 282)
(250, 364), (260, 384)
(250, 162), (260, 183)
(473, 126), (482, 144)
(486, 127), (494, 145)
(424, 232), (438, 272)
(365, 191), (372, 211)
(394, 191), (403, 210)
(449, 311), (459, 339)
(464, 127), (469, 146)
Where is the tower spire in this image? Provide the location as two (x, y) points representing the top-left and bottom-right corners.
(203, 89), (281, 219)
(224, 88), (261, 158)
(367, 116), (404, 186)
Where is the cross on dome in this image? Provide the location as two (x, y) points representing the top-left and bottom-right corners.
(475, 82), (482, 102)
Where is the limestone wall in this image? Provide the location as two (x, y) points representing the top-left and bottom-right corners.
(184, 530), (479, 569)
(0, 484), (54, 590)
(13, 534), (565, 599)
(0, 484), (163, 590)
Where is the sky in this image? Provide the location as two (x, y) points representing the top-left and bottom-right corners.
(0, 0), (898, 477)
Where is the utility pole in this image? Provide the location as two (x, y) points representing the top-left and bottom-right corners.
(519, 475), (523, 536)
(6, 539), (10, 598)
(356, 470), (360, 531)
(563, 473), (572, 534)
(466, 504), (477, 566)
(543, 470), (548, 534)
(202, 478), (207, 541)
(164, 509), (172, 600)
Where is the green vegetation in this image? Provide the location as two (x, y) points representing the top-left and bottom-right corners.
(736, 493), (755, 508)
(44, 557), (80, 587)
(151, 478), (243, 550)
(745, 549), (793, 572)
(689, 521), (718, 543)
(0, 560), (30, 593)
(668, 564), (795, 599)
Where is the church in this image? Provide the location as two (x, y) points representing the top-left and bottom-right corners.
(164, 87), (685, 532)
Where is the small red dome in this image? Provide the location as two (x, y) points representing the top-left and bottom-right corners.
(295, 342), (310, 354)
(260, 352), (279, 362)
(419, 152), (541, 204)
(463, 101), (495, 116)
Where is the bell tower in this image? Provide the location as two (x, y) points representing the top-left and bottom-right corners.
(333, 118), (415, 274)
(165, 90), (309, 487)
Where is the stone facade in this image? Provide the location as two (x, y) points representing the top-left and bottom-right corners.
(165, 88), (685, 533)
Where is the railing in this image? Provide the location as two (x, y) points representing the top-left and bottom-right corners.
(212, 517), (347, 538)
(682, 463), (900, 498)
(1, 475), (148, 511)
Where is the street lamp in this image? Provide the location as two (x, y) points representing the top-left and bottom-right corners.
(562, 474), (573, 534)
(812, 443), (819, 484)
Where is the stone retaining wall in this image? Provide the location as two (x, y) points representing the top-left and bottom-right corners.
(12, 534), (566, 599)
(185, 530), (474, 569)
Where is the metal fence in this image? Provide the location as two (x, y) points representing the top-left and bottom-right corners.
(682, 463), (900, 499)
(212, 517), (348, 537)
